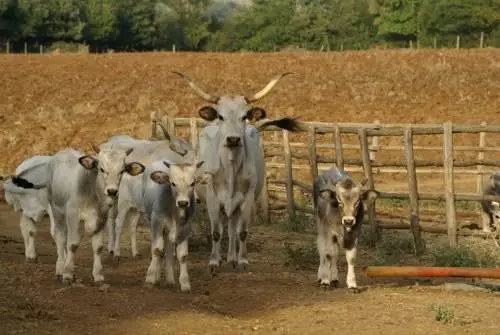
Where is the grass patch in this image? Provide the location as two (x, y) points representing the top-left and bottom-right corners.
(359, 230), (416, 265)
(283, 241), (317, 270)
(278, 212), (313, 233)
(430, 244), (500, 268)
(429, 303), (455, 324)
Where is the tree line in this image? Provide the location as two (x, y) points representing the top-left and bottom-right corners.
(1, 0), (499, 53)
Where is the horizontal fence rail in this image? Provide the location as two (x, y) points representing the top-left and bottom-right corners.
(150, 112), (500, 254)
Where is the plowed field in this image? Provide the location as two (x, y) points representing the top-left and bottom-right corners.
(1, 50), (500, 335)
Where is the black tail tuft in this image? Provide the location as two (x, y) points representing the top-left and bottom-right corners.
(11, 177), (36, 189)
(259, 117), (304, 132)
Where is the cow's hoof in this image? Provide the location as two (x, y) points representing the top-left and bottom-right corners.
(62, 276), (75, 286)
(109, 250), (114, 256)
(113, 255), (121, 265)
(25, 257), (38, 264)
(208, 264), (219, 277)
(229, 260), (237, 270)
(330, 280), (339, 288)
(143, 282), (155, 289)
(237, 262), (249, 272)
(319, 280), (331, 289)
(133, 253), (141, 259)
(56, 274), (63, 282)
(348, 287), (361, 294)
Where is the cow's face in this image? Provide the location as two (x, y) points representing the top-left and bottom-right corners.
(489, 201), (500, 231)
(198, 96), (267, 150)
(150, 160), (212, 218)
(490, 172), (500, 189)
(319, 177), (379, 232)
(78, 146), (145, 206)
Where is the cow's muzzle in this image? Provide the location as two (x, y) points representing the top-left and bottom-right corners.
(342, 217), (355, 232)
(225, 136), (241, 147)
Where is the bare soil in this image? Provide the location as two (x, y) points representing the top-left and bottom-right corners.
(1, 204), (499, 335)
(1, 50), (500, 334)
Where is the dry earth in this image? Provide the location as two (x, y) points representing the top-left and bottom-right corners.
(1, 50), (500, 334)
(1, 204), (499, 335)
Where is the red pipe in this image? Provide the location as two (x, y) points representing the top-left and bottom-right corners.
(362, 266), (500, 279)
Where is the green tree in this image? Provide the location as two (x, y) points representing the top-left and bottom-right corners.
(82, 0), (116, 50)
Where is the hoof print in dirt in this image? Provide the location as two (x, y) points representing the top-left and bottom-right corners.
(25, 257), (38, 264)
(348, 287), (363, 294)
(98, 283), (111, 292)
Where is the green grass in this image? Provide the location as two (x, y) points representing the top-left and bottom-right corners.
(429, 304), (455, 324)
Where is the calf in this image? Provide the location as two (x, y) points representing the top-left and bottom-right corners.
(143, 159), (211, 291)
(312, 167), (379, 292)
(480, 172), (500, 246)
(12, 146), (145, 284)
(4, 155), (55, 262)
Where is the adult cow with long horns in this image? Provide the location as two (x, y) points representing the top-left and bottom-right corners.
(172, 70), (303, 274)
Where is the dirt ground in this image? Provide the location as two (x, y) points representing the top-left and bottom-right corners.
(1, 203), (500, 335)
(1, 50), (500, 334)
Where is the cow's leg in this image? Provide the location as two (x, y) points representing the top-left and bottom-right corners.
(227, 215), (238, 269)
(345, 240), (359, 293)
(20, 215), (37, 262)
(481, 211), (492, 233)
(112, 205), (130, 263)
(85, 217), (106, 283)
(165, 236), (175, 287)
(47, 205), (56, 241)
(207, 194), (223, 273)
(316, 229), (333, 287)
(330, 235), (340, 287)
(176, 238), (191, 292)
(145, 224), (164, 286)
(52, 210), (67, 280)
(128, 210), (142, 258)
(62, 209), (80, 284)
(236, 212), (249, 271)
(106, 205), (116, 255)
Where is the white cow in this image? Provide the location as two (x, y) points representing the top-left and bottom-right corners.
(172, 70), (303, 273)
(143, 159), (211, 290)
(102, 131), (196, 262)
(312, 167), (379, 292)
(11, 146), (145, 284)
(4, 155), (55, 262)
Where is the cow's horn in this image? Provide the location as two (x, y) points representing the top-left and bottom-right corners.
(245, 72), (293, 103)
(171, 71), (219, 104)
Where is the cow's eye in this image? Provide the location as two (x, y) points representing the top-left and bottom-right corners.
(99, 168), (105, 173)
(218, 114), (224, 121)
(171, 183), (176, 187)
(190, 182), (195, 187)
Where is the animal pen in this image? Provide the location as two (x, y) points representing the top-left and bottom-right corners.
(150, 112), (500, 256)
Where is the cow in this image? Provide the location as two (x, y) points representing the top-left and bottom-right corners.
(143, 158), (211, 290)
(102, 126), (196, 262)
(11, 146), (146, 284)
(3, 155), (56, 262)
(172, 70), (303, 274)
(480, 171), (500, 247)
(312, 167), (379, 292)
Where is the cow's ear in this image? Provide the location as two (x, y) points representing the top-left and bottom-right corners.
(491, 201), (500, 210)
(78, 155), (98, 170)
(362, 189), (379, 202)
(125, 162), (145, 176)
(247, 107), (267, 121)
(199, 106), (218, 121)
(150, 171), (170, 185)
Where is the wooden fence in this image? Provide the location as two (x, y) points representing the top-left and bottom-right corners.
(150, 112), (500, 254)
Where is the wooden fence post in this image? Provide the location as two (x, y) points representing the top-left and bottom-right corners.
(283, 129), (295, 218)
(476, 121), (487, 195)
(308, 125), (318, 182)
(334, 124), (344, 170)
(480, 32), (485, 48)
(433, 36), (437, 49)
(150, 111), (158, 139)
(359, 128), (378, 241)
(443, 121), (457, 247)
(189, 117), (198, 150)
(167, 115), (175, 137)
(259, 136), (270, 224)
(24, 42), (27, 54)
(456, 35), (460, 49)
(404, 127), (425, 255)
(369, 120), (380, 161)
